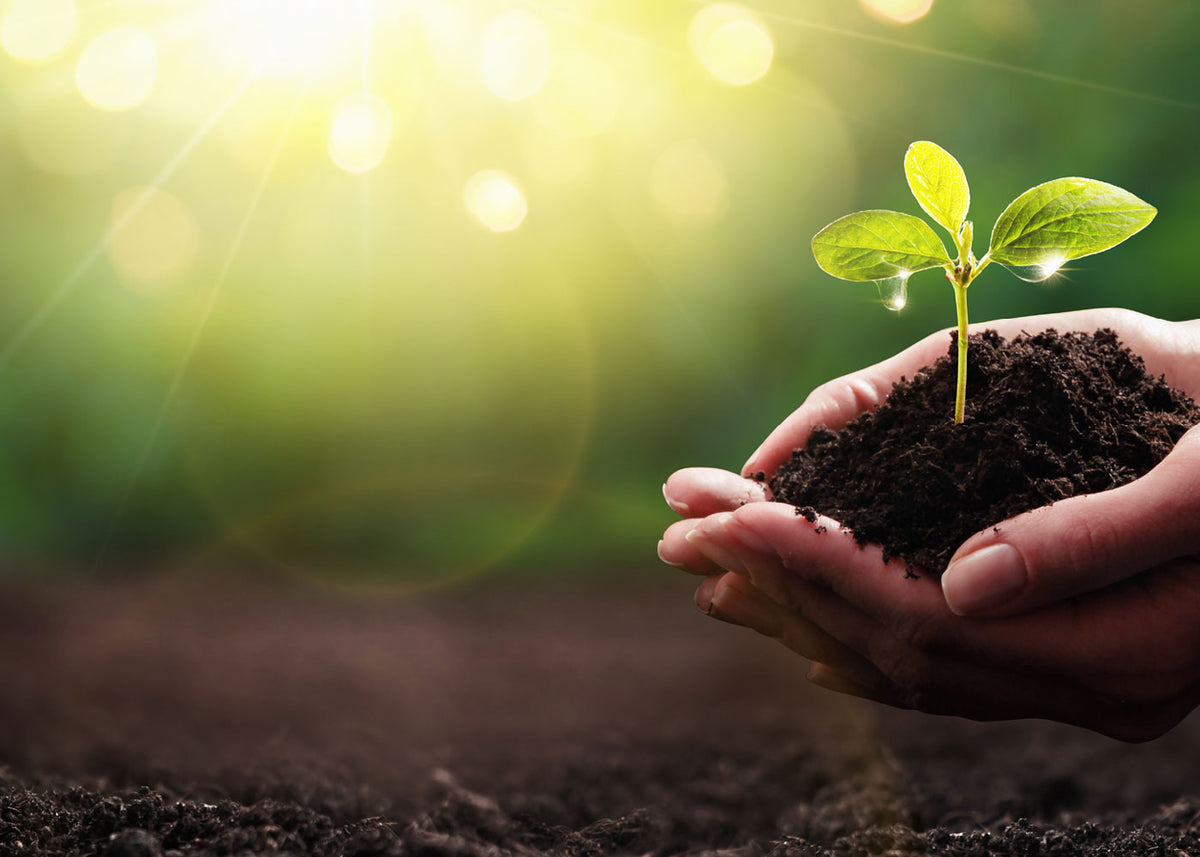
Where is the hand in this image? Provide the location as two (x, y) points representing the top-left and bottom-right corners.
(659, 308), (1200, 741)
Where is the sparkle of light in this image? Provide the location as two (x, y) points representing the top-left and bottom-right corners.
(532, 51), (621, 139)
(651, 140), (729, 226)
(329, 94), (393, 175)
(860, 0), (935, 24)
(1036, 255), (1066, 280)
(108, 187), (201, 293)
(464, 170), (528, 232)
(1, 0), (75, 62)
(76, 27), (158, 112)
(481, 10), (550, 101)
(690, 5), (774, 86)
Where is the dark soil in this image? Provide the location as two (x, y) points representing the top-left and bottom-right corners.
(769, 328), (1200, 574)
(1, 575), (1200, 856)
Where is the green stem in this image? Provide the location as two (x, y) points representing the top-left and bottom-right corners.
(952, 280), (969, 424)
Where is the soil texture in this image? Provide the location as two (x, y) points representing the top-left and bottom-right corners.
(769, 328), (1200, 574)
(1, 576), (1199, 856)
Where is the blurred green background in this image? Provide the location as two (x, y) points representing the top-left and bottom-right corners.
(0, 0), (1196, 585)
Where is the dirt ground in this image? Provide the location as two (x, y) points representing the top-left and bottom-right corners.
(1, 571), (1198, 856)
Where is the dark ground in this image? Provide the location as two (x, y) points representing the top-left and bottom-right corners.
(1, 572), (1199, 856)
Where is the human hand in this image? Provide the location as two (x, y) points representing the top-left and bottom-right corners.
(659, 308), (1200, 740)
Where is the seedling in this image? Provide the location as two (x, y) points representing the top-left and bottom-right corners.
(812, 141), (1156, 423)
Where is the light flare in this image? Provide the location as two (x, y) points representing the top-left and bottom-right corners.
(690, 4), (774, 86)
(107, 187), (201, 293)
(465, 170), (528, 232)
(1, 0), (76, 62)
(481, 10), (550, 101)
(76, 27), (158, 111)
(860, 0), (935, 25)
(328, 94), (393, 174)
(651, 140), (729, 226)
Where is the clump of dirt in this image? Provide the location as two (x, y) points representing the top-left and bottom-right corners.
(768, 328), (1200, 574)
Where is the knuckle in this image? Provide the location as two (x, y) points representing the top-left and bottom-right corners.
(890, 610), (946, 653)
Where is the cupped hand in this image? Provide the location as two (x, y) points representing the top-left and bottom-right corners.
(659, 308), (1200, 740)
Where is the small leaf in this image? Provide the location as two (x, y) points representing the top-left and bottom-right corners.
(812, 210), (951, 282)
(988, 177), (1156, 267)
(904, 141), (970, 235)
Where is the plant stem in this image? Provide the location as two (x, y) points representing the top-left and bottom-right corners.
(952, 280), (969, 424)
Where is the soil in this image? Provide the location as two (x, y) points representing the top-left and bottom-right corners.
(768, 328), (1200, 574)
(1, 575), (1200, 856)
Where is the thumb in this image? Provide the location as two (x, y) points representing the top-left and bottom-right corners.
(942, 427), (1200, 617)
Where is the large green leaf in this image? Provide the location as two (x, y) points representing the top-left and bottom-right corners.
(812, 210), (951, 282)
(904, 141), (970, 235)
(988, 177), (1156, 267)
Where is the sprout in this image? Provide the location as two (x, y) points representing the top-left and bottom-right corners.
(812, 141), (1156, 424)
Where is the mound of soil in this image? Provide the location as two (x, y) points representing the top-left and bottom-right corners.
(768, 328), (1200, 574)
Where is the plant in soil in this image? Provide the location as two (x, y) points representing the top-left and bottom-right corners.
(811, 141), (1157, 423)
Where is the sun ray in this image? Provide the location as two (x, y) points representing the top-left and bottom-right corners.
(733, 4), (1198, 111)
(0, 66), (263, 371)
(91, 81), (313, 571)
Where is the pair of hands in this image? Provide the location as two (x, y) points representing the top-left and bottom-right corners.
(659, 308), (1200, 741)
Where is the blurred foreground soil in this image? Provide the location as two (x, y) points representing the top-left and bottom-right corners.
(0, 572), (1198, 855)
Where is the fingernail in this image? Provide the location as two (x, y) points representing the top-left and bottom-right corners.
(685, 524), (746, 574)
(657, 539), (686, 568)
(942, 543), (1027, 615)
(663, 483), (690, 516)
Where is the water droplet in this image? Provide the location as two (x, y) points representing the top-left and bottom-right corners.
(1002, 255), (1066, 283)
(874, 273), (909, 311)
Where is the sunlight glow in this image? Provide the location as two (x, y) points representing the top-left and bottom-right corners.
(1, 0), (75, 62)
(329, 94), (393, 174)
(651, 140), (728, 226)
(18, 95), (130, 176)
(533, 51), (621, 138)
(209, 0), (361, 77)
(465, 170), (527, 232)
(107, 187), (201, 293)
(690, 4), (774, 86)
(860, 0), (935, 25)
(481, 10), (550, 101)
(76, 27), (158, 111)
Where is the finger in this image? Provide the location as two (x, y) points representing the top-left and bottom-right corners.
(741, 331), (950, 480)
(708, 571), (883, 680)
(693, 573), (724, 614)
(806, 663), (910, 708)
(942, 426), (1200, 617)
(659, 519), (722, 575)
(663, 468), (769, 518)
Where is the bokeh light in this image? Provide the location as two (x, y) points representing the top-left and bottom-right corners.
(689, 4), (774, 86)
(1, 0), (76, 62)
(533, 51), (621, 139)
(481, 10), (550, 101)
(464, 170), (528, 232)
(75, 27), (158, 111)
(17, 95), (131, 176)
(651, 140), (729, 226)
(328, 94), (394, 174)
(107, 187), (201, 293)
(860, 0), (935, 24)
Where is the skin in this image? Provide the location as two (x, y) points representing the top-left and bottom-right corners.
(659, 308), (1200, 742)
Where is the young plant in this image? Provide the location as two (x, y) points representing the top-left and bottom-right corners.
(812, 141), (1156, 423)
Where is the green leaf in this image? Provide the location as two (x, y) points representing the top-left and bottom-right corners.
(988, 177), (1156, 267)
(904, 141), (970, 234)
(812, 210), (951, 282)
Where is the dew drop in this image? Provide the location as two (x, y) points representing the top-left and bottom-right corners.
(874, 273), (909, 311)
(1002, 255), (1065, 283)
